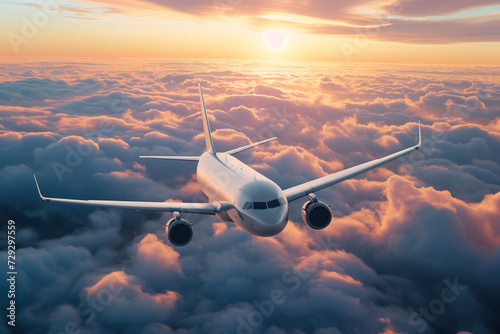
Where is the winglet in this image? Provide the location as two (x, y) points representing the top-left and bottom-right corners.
(33, 175), (47, 201)
(199, 83), (216, 153)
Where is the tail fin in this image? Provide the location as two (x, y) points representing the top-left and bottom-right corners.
(199, 84), (216, 153)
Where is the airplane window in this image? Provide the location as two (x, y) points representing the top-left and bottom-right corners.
(243, 202), (249, 209)
(247, 202), (252, 209)
(253, 202), (267, 210)
(267, 199), (280, 208)
(278, 197), (286, 205)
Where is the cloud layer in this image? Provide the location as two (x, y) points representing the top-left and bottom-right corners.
(1, 59), (500, 334)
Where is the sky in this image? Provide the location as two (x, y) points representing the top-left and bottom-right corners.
(1, 1), (500, 334)
(0, 0), (500, 64)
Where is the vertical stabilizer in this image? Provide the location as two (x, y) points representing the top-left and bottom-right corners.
(199, 84), (216, 153)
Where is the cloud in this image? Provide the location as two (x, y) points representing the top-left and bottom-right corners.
(130, 233), (183, 290)
(84, 270), (180, 331)
(55, 0), (500, 45)
(0, 77), (104, 107)
(311, 15), (500, 44)
(1, 60), (500, 334)
(386, 0), (499, 17)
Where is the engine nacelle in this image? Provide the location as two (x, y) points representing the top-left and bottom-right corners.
(301, 199), (332, 230)
(166, 218), (193, 246)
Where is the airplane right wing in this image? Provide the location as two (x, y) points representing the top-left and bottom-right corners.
(284, 122), (422, 202)
(34, 175), (224, 214)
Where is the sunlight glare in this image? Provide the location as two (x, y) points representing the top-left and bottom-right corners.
(263, 30), (287, 51)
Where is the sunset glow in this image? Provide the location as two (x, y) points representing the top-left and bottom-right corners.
(0, 0), (499, 64)
(263, 30), (288, 51)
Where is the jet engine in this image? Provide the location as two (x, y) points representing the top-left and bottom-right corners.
(166, 216), (193, 246)
(301, 194), (332, 230)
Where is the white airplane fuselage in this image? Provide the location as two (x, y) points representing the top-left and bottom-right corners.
(197, 152), (288, 236)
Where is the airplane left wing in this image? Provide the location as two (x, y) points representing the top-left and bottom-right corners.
(34, 175), (217, 214)
(284, 122), (422, 202)
(139, 155), (200, 161)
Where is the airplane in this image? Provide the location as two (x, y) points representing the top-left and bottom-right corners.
(34, 83), (422, 246)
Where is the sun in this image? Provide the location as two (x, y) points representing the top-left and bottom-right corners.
(263, 30), (288, 51)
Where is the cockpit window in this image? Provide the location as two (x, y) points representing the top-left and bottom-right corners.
(253, 202), (267, 210)
(267, 199), (280, 208)
(248, 198), (286, 210)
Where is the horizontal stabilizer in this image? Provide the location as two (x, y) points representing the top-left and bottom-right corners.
(139, 156), (200, 161)
(224, 137), (277, 155)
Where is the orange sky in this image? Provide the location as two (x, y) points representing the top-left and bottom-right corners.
(1, 0), (499, 65)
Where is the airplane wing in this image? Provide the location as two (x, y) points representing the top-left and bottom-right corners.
(34, 175), (218, 214)
(139, 156), (200, 161)
(284, 123), (422, 202)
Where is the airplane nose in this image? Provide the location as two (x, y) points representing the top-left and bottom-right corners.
(263, 212), (285, 226)
(249, 207), (288, 236)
